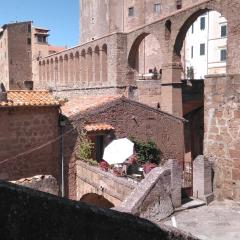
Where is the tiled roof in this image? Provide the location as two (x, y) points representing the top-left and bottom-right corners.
(61, 95), (122, 118)
(84, 123), (115, 132)
(0, 90), (59, 107)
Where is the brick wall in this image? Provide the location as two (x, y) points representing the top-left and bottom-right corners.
(0, 106), (60, 188)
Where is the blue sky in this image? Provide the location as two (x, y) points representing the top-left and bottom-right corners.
(0, 0), (79, 47)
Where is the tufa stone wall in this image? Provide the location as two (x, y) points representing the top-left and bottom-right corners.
(0, 106), (60, 189)
(0, 181), (199, 240)
(204, 74), (240, 201)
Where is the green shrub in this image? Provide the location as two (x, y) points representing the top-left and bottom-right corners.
(76, 131), (98, 166)
(130, 137), (161, 165)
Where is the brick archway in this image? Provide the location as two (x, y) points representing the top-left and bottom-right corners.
(80, 193), (114, 209)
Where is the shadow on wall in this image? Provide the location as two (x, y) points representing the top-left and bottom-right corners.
(80, 193), (115, 209)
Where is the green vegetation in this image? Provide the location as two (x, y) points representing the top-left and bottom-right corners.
(76, 131), (98, 166)
(130, 137), (161, 165)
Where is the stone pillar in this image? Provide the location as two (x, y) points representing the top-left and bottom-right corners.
(193, 155), (214, 204)
(161, 63), (183, 117)
(166, 159), (182, 208)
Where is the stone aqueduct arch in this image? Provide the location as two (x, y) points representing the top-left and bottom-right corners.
(38, 0), (240, 113)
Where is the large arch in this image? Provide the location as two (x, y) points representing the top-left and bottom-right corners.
(80, 193), (114, 209)
(171, 7), (228, 196)
(127, 32), (163, 82)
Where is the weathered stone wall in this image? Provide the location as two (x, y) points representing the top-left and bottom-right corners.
(0, 106), (60, 189)
(5, 22), (32, 90)
(116, 160), (182, 222)
(204, 74), (240, 200)
(76, 160), (136, 206)
(0, 181), (199, 240)
(136, 79), (161, 108)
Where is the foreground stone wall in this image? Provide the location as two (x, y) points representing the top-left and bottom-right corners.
(204, 74), (240, 200)
(0, 181), (199, 240)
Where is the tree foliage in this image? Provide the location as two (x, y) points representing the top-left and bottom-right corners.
(130, 137), (161, 165)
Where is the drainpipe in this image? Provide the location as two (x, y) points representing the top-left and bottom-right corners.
(59, 114), (66, 197)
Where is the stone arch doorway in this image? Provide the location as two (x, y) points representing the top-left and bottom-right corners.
(80, 193), (114, 209)
(173, 8), (228, 196)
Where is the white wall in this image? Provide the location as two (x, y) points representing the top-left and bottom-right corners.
(184, 11), (227, 79)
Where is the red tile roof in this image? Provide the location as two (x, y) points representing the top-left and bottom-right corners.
(61, 95), (122, 118)
(0, 90), (60, 107)
(84, 123), (115, 132)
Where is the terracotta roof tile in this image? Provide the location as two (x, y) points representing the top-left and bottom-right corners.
(84, 123), (115, 132)
(0, 90), (59, 107)
(61, 95), (122, 118)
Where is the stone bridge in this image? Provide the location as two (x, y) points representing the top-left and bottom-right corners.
(76, 160), (136, 207)
(75, 159), (181, 217)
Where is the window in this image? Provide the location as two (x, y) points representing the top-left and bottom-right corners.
(221, 25), (227, 37)
(191, 46), (194, 58)
(154, 3), (161, 13)
(220, 49), (227, 61)
(28, 24), (31, 33)
(200, 17), (205, 30)
(200, 43), (205, 56)
(128, 7), (134, 17)
(27, 38), (31, 45)
(176, 0), (182, 9)
(191, 23), (194, 34)
(35, 35), (48, 44)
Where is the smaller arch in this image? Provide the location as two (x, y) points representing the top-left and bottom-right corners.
(94, 46), (100, 83)
(128, 33), (150, 69)
(80, 193), (114, 209)
(87, 47), (93, 84)
(59, 56), (64, 84)
(75, 51), (80, 58)
(101, 44), (108, 82)
(81, 49), (86, 57)
(64, 54), (69, 84)
(69, 53), (74, 84)
(80, 49), (87, 84)
(165, 20), (172, 40)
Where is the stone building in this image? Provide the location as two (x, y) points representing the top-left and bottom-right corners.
(61, 95), (184, 199)
(0, 90), (60, 189)
(0, 21), (65, 91)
